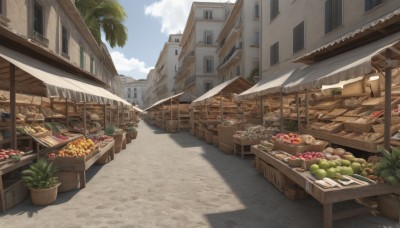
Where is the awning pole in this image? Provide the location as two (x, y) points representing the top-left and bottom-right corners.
(384, 49), (392, 151)
(122, 105), (125, 126)
(170, 98), (172, 120)
(306, 89), (310, 128)
(220, 92), (223, 122)
(10, 64), (16, 149)
(178, 102), (181, 131)
(260, 96), (264, 125)
(280, 91), (283, 132)
(83, 96), (87, 137)
(117, 104), (120, 128)
(296, 93), (300, 133)
(103, 105), (106, 130)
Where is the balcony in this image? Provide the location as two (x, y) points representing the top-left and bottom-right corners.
(184, 75), (196, 88)
(217, 44), (242, 70)
(182, 51), (195, 66)
(32, 30), (49, 47)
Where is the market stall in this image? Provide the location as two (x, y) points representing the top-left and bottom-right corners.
(0, 45), (131, 211)
(190, 77), (253, 154)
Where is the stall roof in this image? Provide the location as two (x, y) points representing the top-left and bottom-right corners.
(132, 105), (146, 114)
(236, 67), (304, 100)
(283, 31), (400, 93)
(144, 92), (185, 111)
(0, 45), (129, 106)
(190, 76), (253, 107)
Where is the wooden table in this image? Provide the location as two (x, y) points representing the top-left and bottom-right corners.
(253, 146), (400, 228)
(53, 140), (115, 189)
(0, 153), (37, 212)
(233, 137), (259, 159)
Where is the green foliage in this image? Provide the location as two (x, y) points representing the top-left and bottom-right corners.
(75, 0), (128, 48)
(375, 146), (400, 186)
(247, 67), (260, 84)
(105, 124), (115, 136)
(21, 159), (58, 189)
(127, 126), (137, 133)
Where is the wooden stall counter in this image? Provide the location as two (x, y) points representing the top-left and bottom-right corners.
(52, 140), (115, 189)
(253, 146), (400, 228)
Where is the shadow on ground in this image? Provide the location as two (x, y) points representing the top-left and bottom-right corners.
(155, 122), (397, 228)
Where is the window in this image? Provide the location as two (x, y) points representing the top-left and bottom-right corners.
(204, 31), (213, 45)
(365, 0), (382, 11)
(325, 0), (342, 33)
(79, 46), (85, 68)
(254, 31), (260, 45)
(128, 93), (131, 98)
(270, 42), (279, 66)
(204, 56), (214, 73)
(174, 38), (180, 42)
(33, 0), (44, 35)
(204, 81), (213, 92)
(204, 10), (212, 20)
(270, 0), (279, 21)
(134, 88), (137, 91)
(236, 66), (241, 76)
(90, 57), (94, 73)
(134, 93), (137, 99)
(254, 3), (260, 18)
(175, 49), (178, 55)
(128, 88), (131, 91)
(61, 25), (68, 55)
(293, 21), (305, 53)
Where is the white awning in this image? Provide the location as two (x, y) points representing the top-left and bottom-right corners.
(0, 45), (129, 106)
(237, 68), (303, 100)
(190, 76), (253, 107)
(283, 31), (400, 93)
(144, 92), (185, 111)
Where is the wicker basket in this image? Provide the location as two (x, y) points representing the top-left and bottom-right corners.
(287, 158), (302, 168)
(56, 172), (79, 192)
(29, 183), (60, 205)
(378, 194), (399, 220)
(273, 141), (306, 155)
(113, 133), (123, 153)
(306, 140), (329, 152)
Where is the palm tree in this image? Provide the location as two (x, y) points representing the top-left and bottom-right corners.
(75, 0), (127, 48)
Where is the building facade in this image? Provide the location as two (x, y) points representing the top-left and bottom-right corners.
(121, 77), (146, 108)
(0, 0), (122, 95)
(174, 2), (234, 97)
(154, 34), (182, 100)
(144, 69), (157, 108)
(217, 0), (260, 84)
(260, 0), (400, 78)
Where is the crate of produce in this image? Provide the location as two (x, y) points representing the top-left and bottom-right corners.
(318, 122), (343, 133)
(344, 118), (375, 133)
(232, 135), (260, 146)
(273, 141), (306, 156)
(306, 140), (329, 152)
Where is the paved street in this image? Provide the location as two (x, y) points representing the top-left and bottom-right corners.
(0, 122), (397, 228)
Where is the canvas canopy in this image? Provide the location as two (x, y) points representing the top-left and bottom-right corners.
(144, 92), (185, 111)
(190, 76), (252, 107)
(0, 45), (130, 106)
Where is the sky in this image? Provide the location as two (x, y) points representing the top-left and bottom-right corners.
(107, 0), (236, 80)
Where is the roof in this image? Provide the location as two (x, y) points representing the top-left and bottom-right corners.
(295, 8), (400, 64)
(144, 92), (185, 111)
(191, 77), (253, 106)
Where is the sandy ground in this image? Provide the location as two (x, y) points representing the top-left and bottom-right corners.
(0, 121), (397, 228)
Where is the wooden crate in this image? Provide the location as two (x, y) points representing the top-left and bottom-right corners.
(56, 172), (79, 192)
(205, 130), (213, 144)
(219, 142), (233, 155)
(218, 125), (239, 147)
(344, 121), (373, 133)
(213, 135), (219, 147)
(264, 165), (296, 192)
(273, 141), (306, 156)
(3, 180), (28, 210)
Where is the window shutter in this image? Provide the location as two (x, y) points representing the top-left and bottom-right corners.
(325, 0), (331, 33)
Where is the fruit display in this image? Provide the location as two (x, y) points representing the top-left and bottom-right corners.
(35, 133), (72, 147)
(257, 140), (274, 152)
(289, 151), (325, 161)
(44, 122), (68, 133)
(0, 148), (27, 162)
(87, 134), (113, 144)
(374, 147), (400, 186)
(52, 138), (95, 158)
(234, 125), (277, 141)
(16, 124), (48, 136)
(271, 133), (302, 144)
(68, 118), (86, 133)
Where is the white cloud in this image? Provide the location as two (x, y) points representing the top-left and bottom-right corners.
(110, 51), (153, 79)
(145, 0), (236, 35)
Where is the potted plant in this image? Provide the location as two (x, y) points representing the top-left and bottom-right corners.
(21, 159), (60, 206)
(128, 126), (138, 139)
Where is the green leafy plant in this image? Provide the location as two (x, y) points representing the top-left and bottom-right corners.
(21, 159), (58, 189)
(127, 126), (137, 133)
(105, 124), (115, 136)
(375, 147), (400, 186)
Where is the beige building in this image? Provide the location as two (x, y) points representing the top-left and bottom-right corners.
(120, 75), (146, 108)
(217, 0), (260, 84)
(0, 0), (122, 95)
(174, 2), (234, 97)
(144, 69), (157, 108)
(260, 0), (400, 77)
(153, 34), (182, 99)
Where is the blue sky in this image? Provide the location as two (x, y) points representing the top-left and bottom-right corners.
(106, 0), (235, 80)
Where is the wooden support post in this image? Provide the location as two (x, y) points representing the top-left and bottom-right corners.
(220, 92), (223, 122)
(103, 105), (106, 130)
(384, 49), (392, 151)
(260, 95), (264, 125)
(122, 106), (125, 126)
(296, 93), (300, 132)
(10, 64), (16, 149)
(170, 99), (172, 120)
(117, 104), (120, 128)
(83, 96), (87, 137)
(323, 203), (333, 228)
(280, 92), (284, 132)
(65, 99), (69, 125)
(178, 102), (180, 131)
(305, 89), (310, 128)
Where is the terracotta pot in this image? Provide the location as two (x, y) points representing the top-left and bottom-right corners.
(29, 183), (60, 206)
